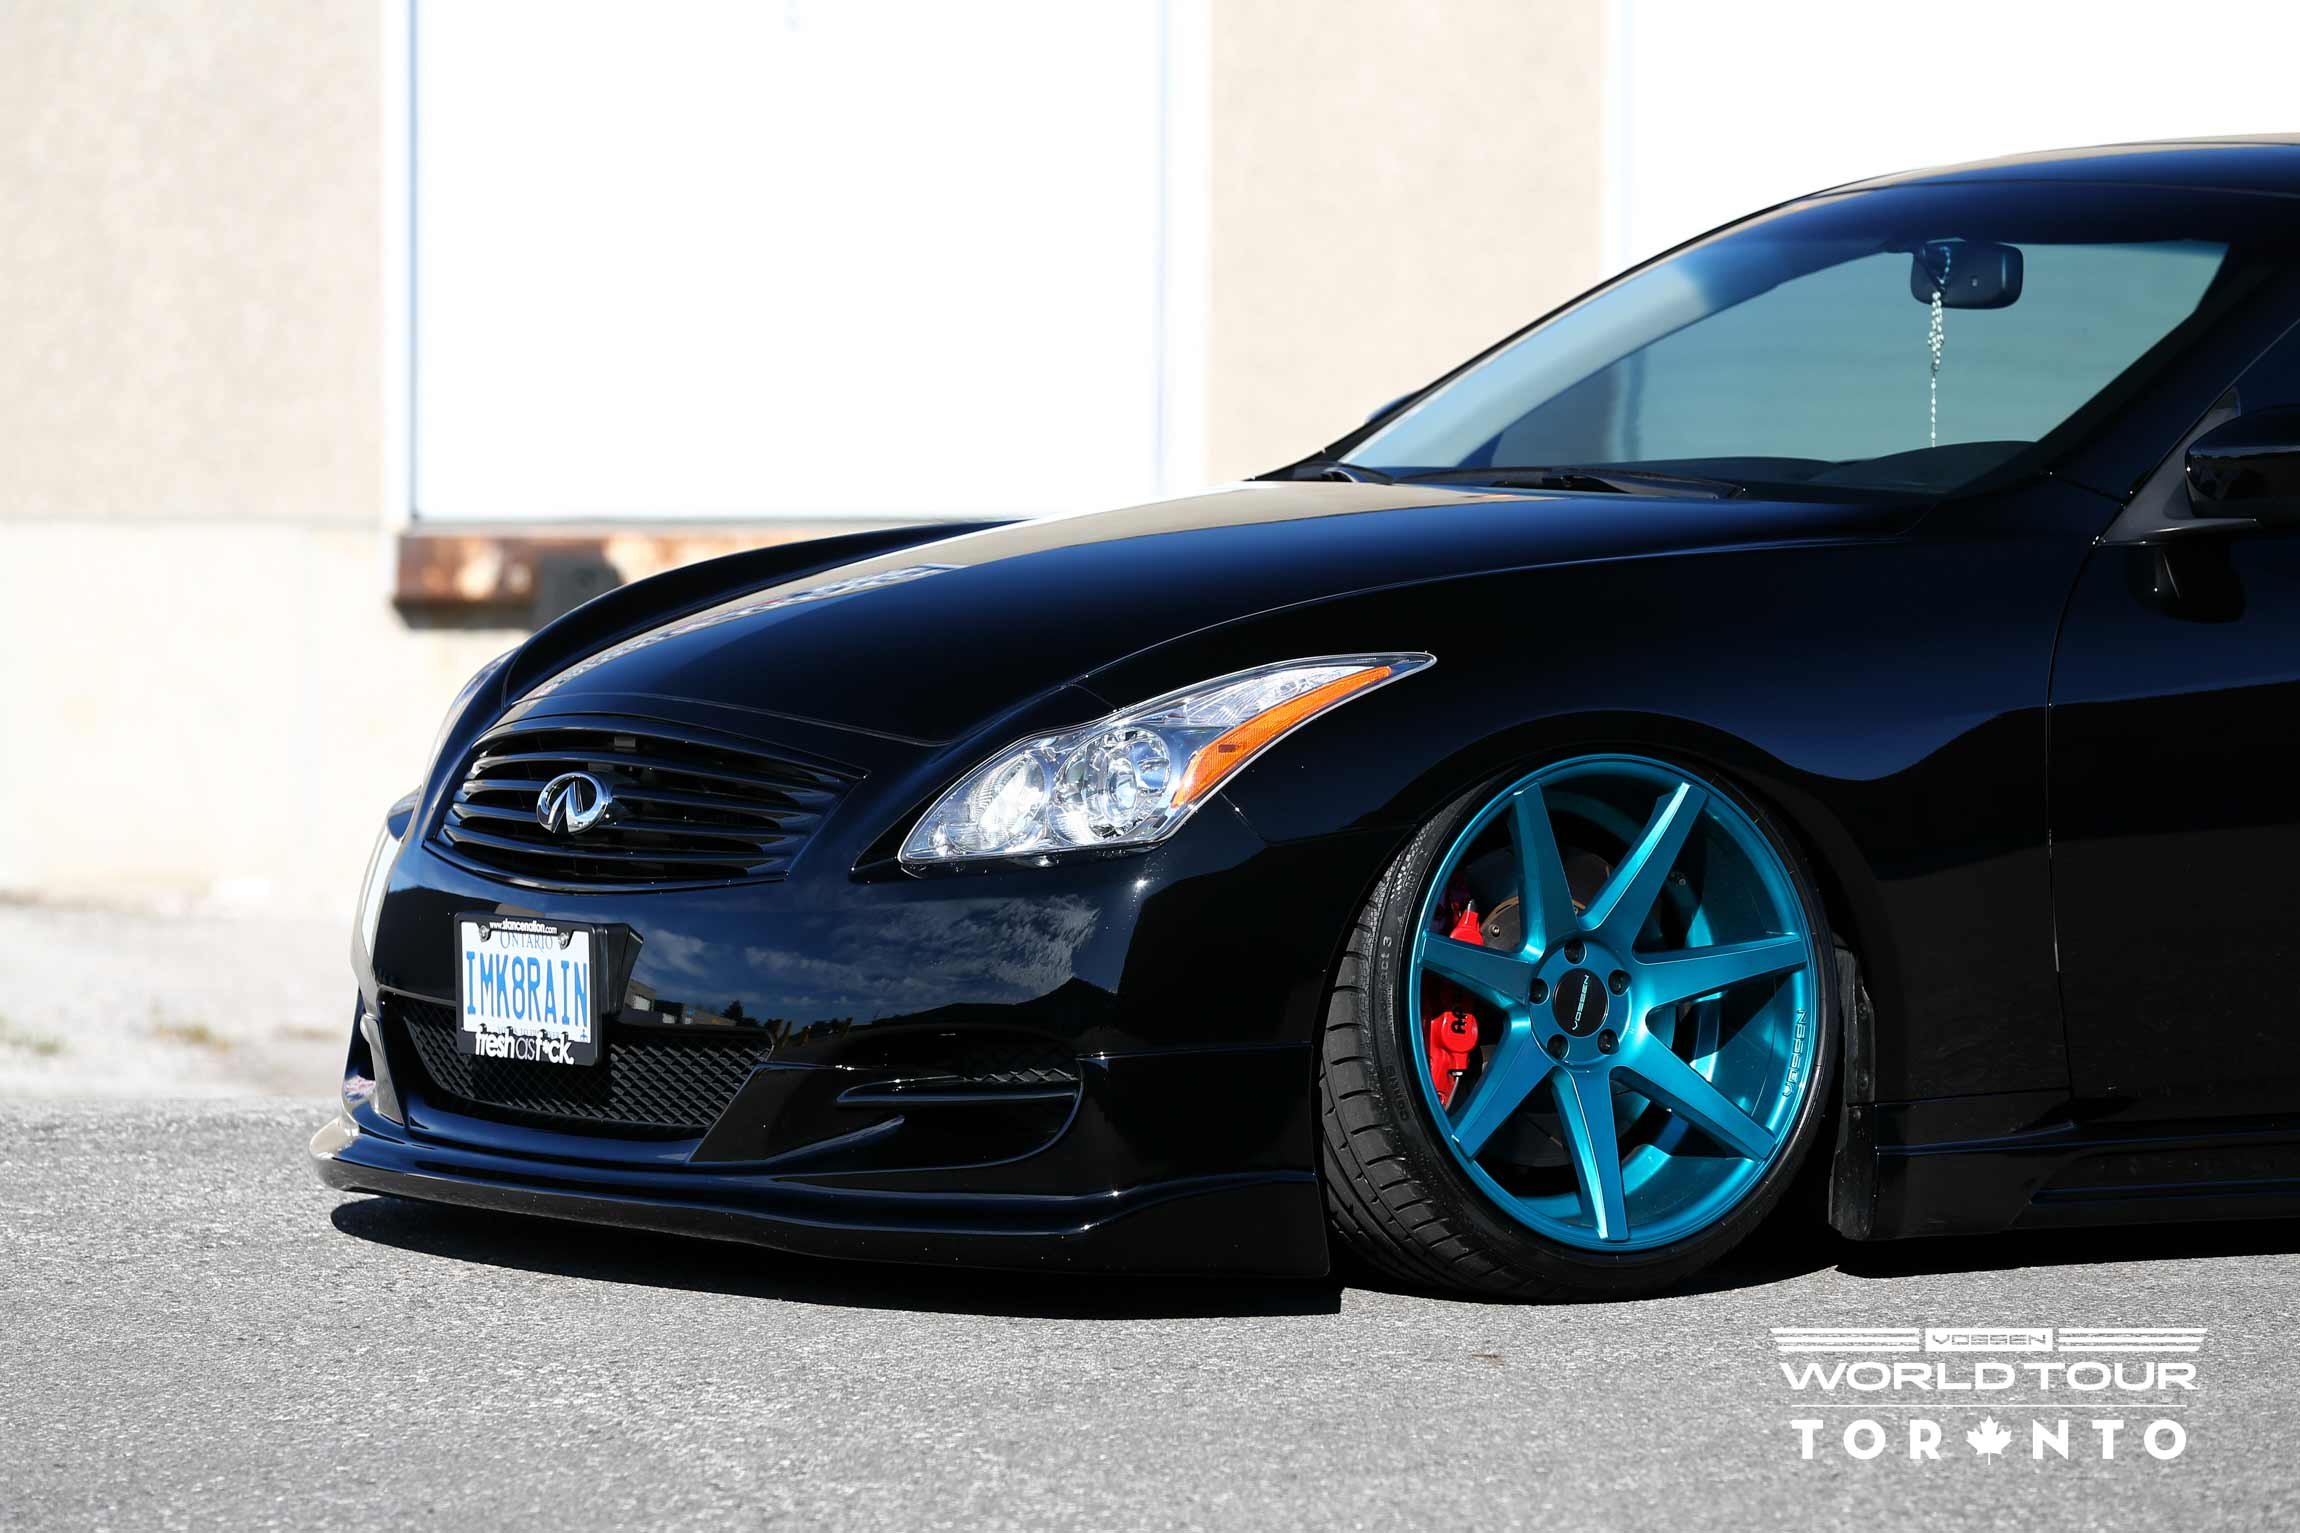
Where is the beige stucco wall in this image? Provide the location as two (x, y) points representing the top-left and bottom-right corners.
(0, 523), (520, 911)
(0, 1), (519, 913)
(0, 0), (382, 525)
(1204, 0), (1607, 480)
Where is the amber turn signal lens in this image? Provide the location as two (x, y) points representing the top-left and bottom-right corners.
(1173, 664), (1393, 808)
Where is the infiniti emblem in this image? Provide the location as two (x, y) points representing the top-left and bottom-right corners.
(536, 771), (614, 835)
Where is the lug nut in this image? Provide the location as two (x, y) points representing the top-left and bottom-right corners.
(1597, 1029), (1618, 1053)
(1563, 940), (1586, 964)
(1545, 1035), (1569, 1060)
(1608, 970), (1629, 995)
(1529, 978), (1549, 1004)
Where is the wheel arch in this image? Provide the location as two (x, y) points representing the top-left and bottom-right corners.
(1314, 708), (1901, 1002)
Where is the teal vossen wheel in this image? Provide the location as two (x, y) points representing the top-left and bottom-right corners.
(1404, 754), (1823, 1253)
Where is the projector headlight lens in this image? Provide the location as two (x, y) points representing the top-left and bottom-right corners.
(901, 654), (1433, 865)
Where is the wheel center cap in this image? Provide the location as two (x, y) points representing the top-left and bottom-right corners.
(1551, 968), (1610, 1037)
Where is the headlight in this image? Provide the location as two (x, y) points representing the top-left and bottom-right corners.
(901, 654), (1434, 865)
(355, 819), (398, 960)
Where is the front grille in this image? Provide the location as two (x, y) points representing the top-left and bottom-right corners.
(434, 719), (849, 890)
(391, 996), (765, 1135)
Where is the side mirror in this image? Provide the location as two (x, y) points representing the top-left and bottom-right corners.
(2187, 407), (2300, 525)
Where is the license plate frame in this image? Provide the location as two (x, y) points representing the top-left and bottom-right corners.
(453, 913), (604, 1067)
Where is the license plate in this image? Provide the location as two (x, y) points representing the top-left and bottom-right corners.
(455, 916), (601, 1065)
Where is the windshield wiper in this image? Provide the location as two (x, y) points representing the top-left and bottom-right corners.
(1398, 466), (1742, 499)
(1270, 458), (1396, 484)
(1267, 459), (1740, 496)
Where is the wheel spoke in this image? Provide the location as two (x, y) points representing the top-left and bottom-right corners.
(1620, 1038), (1775, 1161)
(1420, 933), (1534, 1011)
(1582, 781), (1705, 946)
(1449, 1019), (1551, 1157)
(1553, 1069), (1628, 1241)
(1507, 784), (1580, 959)
(1636, 934), (1808, 1009)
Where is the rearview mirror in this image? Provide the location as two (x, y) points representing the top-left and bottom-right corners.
(1908, 240), (2023, 309)
(2187, 407), (2300, 524)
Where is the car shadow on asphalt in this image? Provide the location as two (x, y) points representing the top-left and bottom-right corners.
(1332, 1213), (2300, 1305)
(1827, 1217), (2300, 1279)
(1673, 1212), (2300, 1300)
(328, 1195), (1347, 1319)
(330, 1192), (2300, 1315)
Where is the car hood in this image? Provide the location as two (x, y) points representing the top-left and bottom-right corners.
(520, 480), (1881, 743)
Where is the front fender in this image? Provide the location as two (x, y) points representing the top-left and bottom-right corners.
(1083, 517), (2087, 1108)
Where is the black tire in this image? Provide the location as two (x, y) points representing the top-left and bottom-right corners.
(1317, 764), (1840, 1300)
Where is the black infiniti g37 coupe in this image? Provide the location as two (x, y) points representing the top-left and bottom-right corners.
(317, 139), (2300, 1298)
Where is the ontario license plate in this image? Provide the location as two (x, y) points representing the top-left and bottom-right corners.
(455, 916), (601, 1066)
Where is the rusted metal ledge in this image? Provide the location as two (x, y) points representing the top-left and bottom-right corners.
(393, 521), (921, 623)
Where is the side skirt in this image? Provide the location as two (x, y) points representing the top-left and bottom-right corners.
(1861, 1094), (2300, 1240)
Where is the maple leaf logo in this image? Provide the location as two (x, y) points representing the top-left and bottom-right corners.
(1967, 1418), (2013, 1460)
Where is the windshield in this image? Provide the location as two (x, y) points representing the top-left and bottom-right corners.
(1343, 183), (2287, 497)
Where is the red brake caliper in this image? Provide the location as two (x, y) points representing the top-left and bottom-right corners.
(1426, 903), (1484, 1108)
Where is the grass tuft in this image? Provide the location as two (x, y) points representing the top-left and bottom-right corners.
(0, 1013), (67, 1058)
(151, 1018), (229, 1052)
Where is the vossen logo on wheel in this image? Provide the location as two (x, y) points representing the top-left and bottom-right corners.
(1551, 968), (1608, 1036)
(1771, 1326), (2204, 1464)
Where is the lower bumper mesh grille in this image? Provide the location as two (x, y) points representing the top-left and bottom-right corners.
(389, 996), (765, 1135)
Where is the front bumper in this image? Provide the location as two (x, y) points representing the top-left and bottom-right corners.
(311, 1050), (1327, 1275)
(317, 697), (1404, 1275)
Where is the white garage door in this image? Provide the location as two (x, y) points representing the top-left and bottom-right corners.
(412, 0), (1191, 523)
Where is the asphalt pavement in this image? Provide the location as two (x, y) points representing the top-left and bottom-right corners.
(2, 1097), (2296, 1531)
